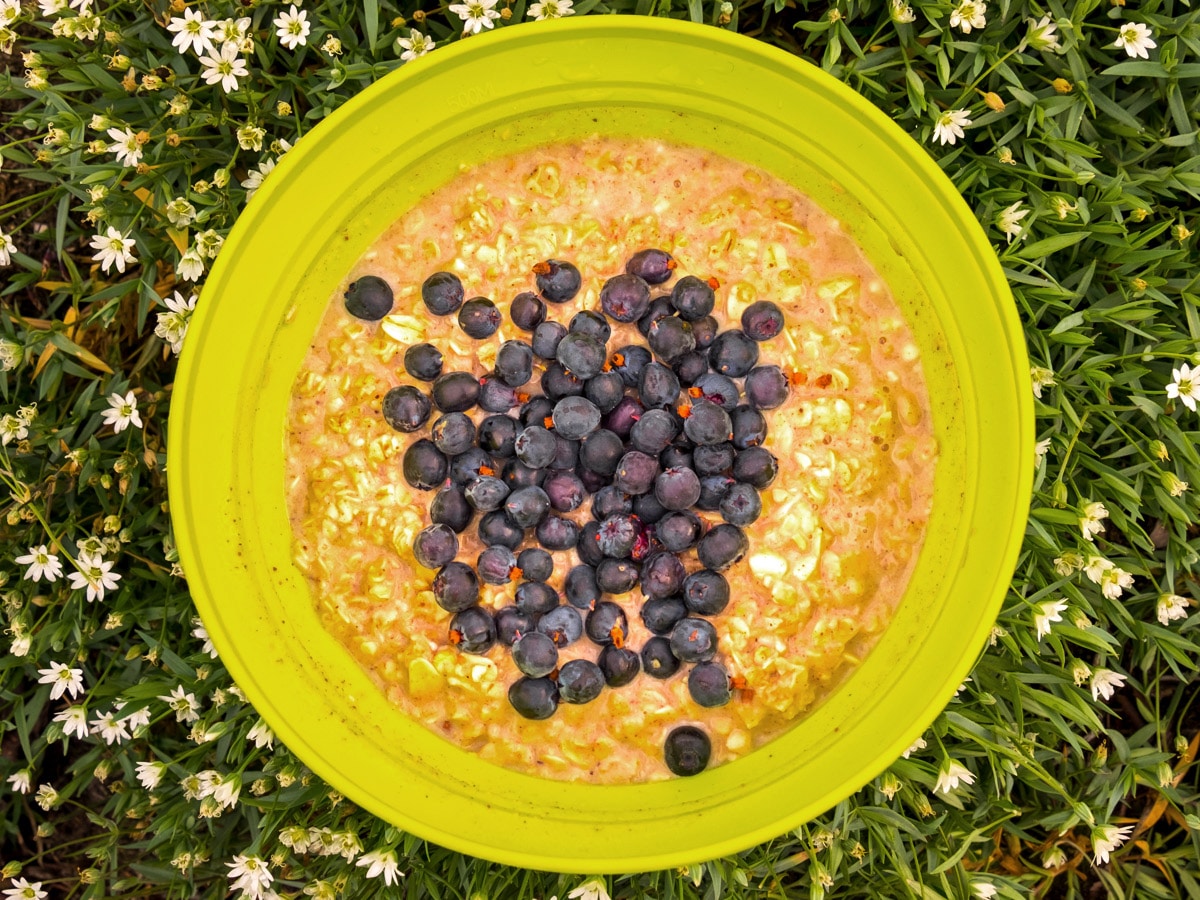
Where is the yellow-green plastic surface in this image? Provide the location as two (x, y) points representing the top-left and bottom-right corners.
(168, 18), (1032, 873)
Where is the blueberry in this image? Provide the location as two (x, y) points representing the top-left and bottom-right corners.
(670, 275), (716, 321)
(431, 412), (476, 455)
(541, 362), (585, 401)
(495, 605), (534, 646)
(599, 273), (652, 323)
(629, 519), (657, 562)
(684, 400), (732, 446)
(577, 521), (605, 566)
(596, 514), (639, 558)
(579, 429), (624, 476)
(458, 296), (501, 339)
(514, 425), (557, 469)
(688, 662), (732, 708)
(556, 333), (607, 381)
(630, 408), (678, 456)
(641, 637), (680, 679)
(693, 442), (735, 475)
(670, 617), (718, 663)
(478, 374), (521, 413)
(641, 552), (686, 600)
(641, 596), (688, 635)
(730, 405), (767, 449)
(531, 320), (568, 360)
(512, 631), (559, 678)
(682, 569), (730, 616)
(343, 275), (394, 320)
(733, 447), (778, 488)
(496, 340), (535, 387)
(660, 443), (693, 471)
(742, 300), (785, 341)
(744, 365), (790, 410)
(541, 471), (584, 513)
(404, 342), (444, 381)
(639, 362), (681, 410)
(655, 467), (701, 511)
(382, 386), (432, 432)
(569, 309), (612, 342)
(626, 248), (676, 285)
(508, 676), (559, 720)
(478, 415), (518, 457)
(450, 447), (493, 485)
(504, 485), (551, 528)
(533, 258), (582, 303)
(449, 606), (495, 654)
(520, 395), (554, 427)
(611, 344), (653, 387)
(633, 491), (668, 525)
(664, 725), (711, 776)
(575, 467), (606, 495)
(592, 485), (633, 520)
(613, 450), (659, 495)
(637, 297), (676, 337)
(515, 581), (560, 616)
(537, 605), (583, 646)
(536, 515), (579, 551)
(691, 315), (719, 350)
(517, 547), (554, 583)
(431, 371), (480, 413)
(430, 485), (472, 533)
(720, 482), (762, 526)
(558, 659), (605, 704)
(599, 644), (641, 687)
(602, 396), (644, 439)
(696, 474), (735, 512)
(412, 524), (458, 570)
(552, 396), (601, 441)
(656, 511), (703, 553)
(696, 524), (748, 571)
(421, 271), (465, 315)
(478, 509), (524, 549)
(477, 544), (519, 585)
(501, 458), (545, 490)
(432, 561), (478, 612)
(708, 329), (760, 378)
(564, 564), (601, 610)
(402, 439), (447, 490)
(584, 371), (626, 414)
(692, 373), (740, 410)
(550, 435), (580, 471)
(648, 316), (696, 363)
(509, 291), (547, 331)
(585, 600), (628, 644)
(596, 557), (639, 594)
(673, 350), (710, 386)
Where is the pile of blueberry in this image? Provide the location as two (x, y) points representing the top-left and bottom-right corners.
(343, 248), (789, 777)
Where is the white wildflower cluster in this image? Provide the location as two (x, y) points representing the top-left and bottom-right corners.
(949, 0), (986, 34)
(1078, 501), (1108, 541)
(67, 547), (122, 602)
(996, 201), (1030, 243)
(396, 29), (435, 61)
(1033, 598), (1068, 640)
(1031, 366), (1056, 398)
(449, 0), (501, 34)
(155, 291), (198, 355)
(934, 759), (975, 794)
(1083, 556), (1134, 600)
(1091, 823), (1133, 864)
(164, 8), (291, 95)
(0, 403), (37, 446)
(528, 0), (575, 20)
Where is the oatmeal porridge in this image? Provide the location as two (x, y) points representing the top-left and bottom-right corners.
(285, 136), (937, 782)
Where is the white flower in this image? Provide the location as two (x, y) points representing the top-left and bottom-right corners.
(891, 0), (916, 23)
(89, 708), (131, 744)
(1023, 15), (1061, 52)
(449, 0), (500, 35)
(199, 42), (249, 94)
(0, 0), (20, 24)
(949, 0), (986, 34)
(1156, 593), (1189, 626)
(53, 705), (89, 740)
(1034, 598), (1068, 640)
(106, 127), (142, 168)
(1161, 472), (1188, 496)
(167, 8), (216, 56)
(195, 228), (224, 259)
(38, 0), (67, 14)
(1166, 363), (1200, 411)
(9, 633), (30, 656)
(192, 617), (218, 658)
(38, 661), (84, 700)
(396, 28), (435, 61)
(34, 783), (58, 810)
(278, 825), (310, 853)
(568, 878), (612, 900)
(932, 108), (972, 146)
(89, 226), (137, 274)
(241, 157), (276, 201)
(1091, 823), (1133, 864)
(3, 878), (47, 900)
(155, 290), (197, 355)
(0, 227), (16, 266)
(321, 34), (342, 55)
(901, 736), (927, 758)
(1084, 558), (1133, 600)
(66, 550), (121, 602)
(7, 769), (31, 794)
(1114, 22), (1156, 59)
(120, 702), (151, 731)
(164, 197), (197, 228)
(248, 718), (275, 749)
(355, 849), (403, 886)
(1090, 667), (1127, 702)
(1031, 365), (1055, 398)
(227, 853), (274, 900)
(528, 0), (575, 19)
(1035, 437), (1052, 461)
(177, 247), (205, 281)
(1078, 501), (1108, 542)
(215, 15), (251, 47)
(0, 338), (21, 370)
(933, 759), (975, 794)
(972, 882), (998, 900)
(273, 5), (310, 50)
(332, 831), (362, 861)
(159, 685), (202, 723)
(0, 414), (27, 445)
(16, 545), (63, 582)
(236, 123), (266, 152)
(996, 201), (1029, 243)
(101, 390), (142, 433)
(212, 772), (241, 809)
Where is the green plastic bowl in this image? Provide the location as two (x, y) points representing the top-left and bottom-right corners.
(168, 17), (1031, 873)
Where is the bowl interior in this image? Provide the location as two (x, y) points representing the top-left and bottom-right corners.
(169, 18), (1030, 873)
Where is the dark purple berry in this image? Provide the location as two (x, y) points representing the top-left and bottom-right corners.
(509, 291), (546, 331)
(504, 485), (551, 528)
(584, 371), (625, 413)
(693, 442), (735, 476)
(733, 447), (778, 488)
(508, 676), (558, 719)
(465, 476), (509, 511)
(641, 596), (688, 635)
(688, 662), (732, 708)
(596, 514), (639, 557)
(585, 600), (627, 645)
(692, 373), (739, 410)
(477, 545), (519, 585)
(708, 329), (759, 377)
(558, 659), (604, 703)
(656, 511), (703, 553)
(478, 509), (523, 549)
(541, 362), (585, 401)
(430, 412), (476, 455)
(637, 297), (676, 337)
(683, 399), (732, 445)
(421, 271), (464, 315)
(402, 439), (447, 490)
(641, 552), (686, 600)
(599, 645), (641, 686)
(531, 321), (567, 360)
(404, 342), (443, 381)
(720, 482), (762, 526)
(611, 345), (652, 387)
(641, 637), (680, 679)
(478, 415), (518, 457)
(432, 561), (478, 612)
(543, 470), (585, 513)
(745, 365), (790, 410)
(670, 275), (716, 321)
(514, 426), (557, 469)
(630, 409), (678, 455)
(344, 275), (394, 320)
(449, 606), (495, 654)
(512, 631), (558, 677)
(430, 484), (472, 533)
(696, 524), (748, 571)
(639, 362), (680, 410)
(600, 273), (652, 323)
(556, 333), (607, 380)
(495, 606), (534, 646)
(537, 605), (583, 646)
(730, 405), (767, 449)
(602, 396), (644, 439)
(655, 466), (701, 510)
(515, 581), (559, 616)
(613, 451), (659, 495)
(569, 309), (612, 342)
(664, 725), (711, 776)
(626, 248), (676, 285)
(552, 396), (602, 441)
(413, 524), (458, 569)
(648, 316), (696, 363)
(431, 371), (480, 413)
(682, 569), (730, 616)
(741, 300), (785, 341)
(533, 259), (582, 303)
(536, 515), (579, 551)
(458, 296), (501, 339)
(496, 340), (534, 387)
(596, 557), (639, 594)
(382, 386), (431, 432)
(517, 547), (553, 583)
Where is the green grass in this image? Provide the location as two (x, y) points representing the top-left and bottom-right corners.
(1, 0), (1198, 898)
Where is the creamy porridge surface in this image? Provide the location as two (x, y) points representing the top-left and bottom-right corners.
(286, 137), (937, 782)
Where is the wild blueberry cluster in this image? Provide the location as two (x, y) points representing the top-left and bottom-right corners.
(344, 249), (789, 777)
